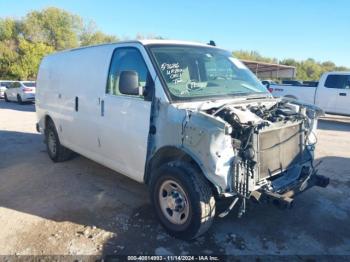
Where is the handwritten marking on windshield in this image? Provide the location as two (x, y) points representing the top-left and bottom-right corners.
(161, 63), (184, 83)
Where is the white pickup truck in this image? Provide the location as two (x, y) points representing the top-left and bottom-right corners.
(269, 72), (350, 115)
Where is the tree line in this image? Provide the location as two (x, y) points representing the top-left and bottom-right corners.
(0, 7), (348, 80)
(0, 7), (118, 80)
(233, 50), (349, 81)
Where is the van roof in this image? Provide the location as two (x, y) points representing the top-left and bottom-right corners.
(138, 39), (214, 47)
(52, 39), (220, 55)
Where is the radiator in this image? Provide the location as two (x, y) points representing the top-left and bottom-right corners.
(257, 122), (303, 180)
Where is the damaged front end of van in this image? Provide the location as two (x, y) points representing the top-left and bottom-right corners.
(145, 43), (329, 237)
(179, 98), (329, 216)
(148, 95), (329, 218)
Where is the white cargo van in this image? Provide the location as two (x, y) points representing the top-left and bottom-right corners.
(36, 40), (329, 239)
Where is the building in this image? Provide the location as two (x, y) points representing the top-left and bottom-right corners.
(241, 59), (296, 79)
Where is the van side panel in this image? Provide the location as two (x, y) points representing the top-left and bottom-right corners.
(37, 45), (115, 149)
(37, 43), (155, 183)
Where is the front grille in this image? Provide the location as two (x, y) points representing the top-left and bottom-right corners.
(257, 122), (303, 180)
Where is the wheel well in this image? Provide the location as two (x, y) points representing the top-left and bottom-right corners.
(145, 146), (218, 195)
(44, 115), (54, 130)
(145, 147), (193, 185)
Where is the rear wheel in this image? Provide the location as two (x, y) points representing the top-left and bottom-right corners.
(45, 119), (74, 162)
(17, 94), (23, 104)
(150, 161), (216, 240)
(4, 93), (9, 102)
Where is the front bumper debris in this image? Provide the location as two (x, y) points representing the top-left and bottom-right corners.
(253, 173), (329, 209)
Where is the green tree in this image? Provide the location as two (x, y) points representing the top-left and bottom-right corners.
(322, 61), (336, 72)
(0, 18), (21, 41)
(280, 58), (298, 67)
(240, 51), (350, 81)
(80, 31), (118, 46)
(233, 50), (278, 63)
(0, 40), (19, 78)
(22, 7), (83, 50)
(80, 21), (118, 46)
(0, 7), (120, 79)
(10, 38), (54, 80)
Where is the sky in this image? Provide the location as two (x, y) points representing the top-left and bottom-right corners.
(1, 0), (349, 67)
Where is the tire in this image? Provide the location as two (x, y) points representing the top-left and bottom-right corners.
(149, 161), (215, 240)
(45, 119), (74, 162)
(17, 94), (23, 104)
(4, 93), (9, 102)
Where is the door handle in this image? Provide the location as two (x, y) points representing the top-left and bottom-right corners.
(339, 93), (347, 96)
(75, 96), (79, 112)
(101, 99), (104, 116)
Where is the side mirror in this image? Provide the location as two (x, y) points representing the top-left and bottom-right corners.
(119, 71), (142, 96)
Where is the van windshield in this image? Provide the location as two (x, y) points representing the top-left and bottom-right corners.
(149, 45), (269, 101)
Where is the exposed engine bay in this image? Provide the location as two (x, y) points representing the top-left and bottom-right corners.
(204, 98), (329, 216)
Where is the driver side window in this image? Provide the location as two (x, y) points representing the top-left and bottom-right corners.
(106, 47), (150, 96)
(325, 75), (350, 89)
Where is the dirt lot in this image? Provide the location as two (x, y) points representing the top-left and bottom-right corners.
(0, 99), (350, 257)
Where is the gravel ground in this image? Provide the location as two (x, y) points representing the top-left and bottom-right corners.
(0, 99), (349, 258)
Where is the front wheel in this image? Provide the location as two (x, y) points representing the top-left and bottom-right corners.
(4, 93), (9, 102)
(149, 161), (216, 240)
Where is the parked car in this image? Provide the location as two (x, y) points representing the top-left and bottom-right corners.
(4, 81), (36, 103)
(36, 40), (329, 239)
(270, 72), (350, 115)
(0, 80), (14, 98)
